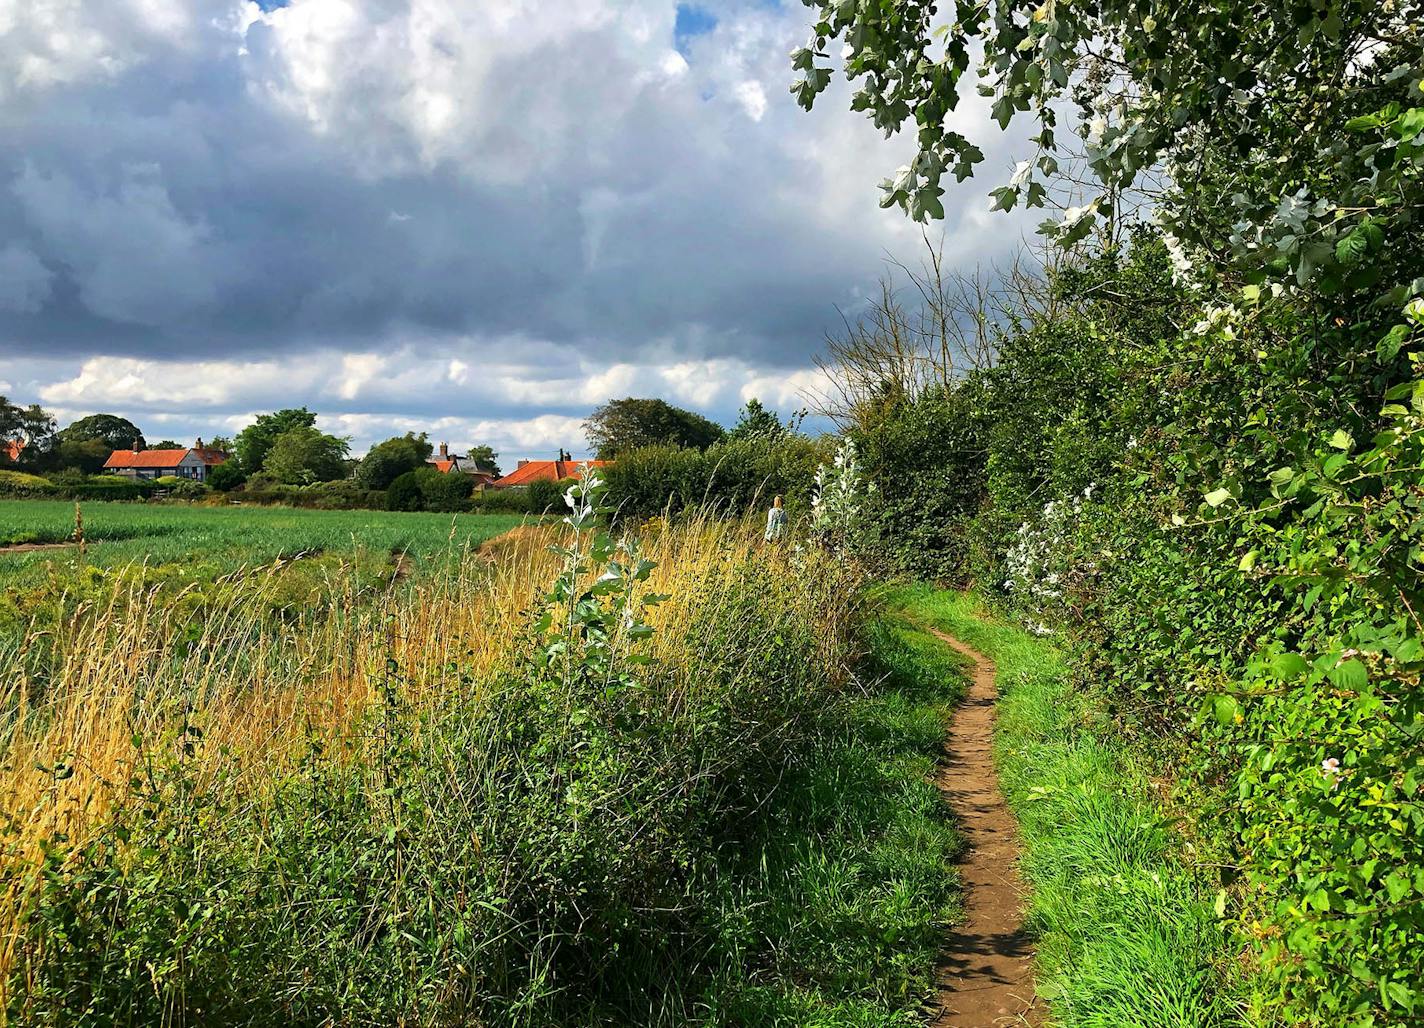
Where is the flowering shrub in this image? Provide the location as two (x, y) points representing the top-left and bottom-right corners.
(1195, 347), (1424, 1021)
(1001, 486), (1096, 635)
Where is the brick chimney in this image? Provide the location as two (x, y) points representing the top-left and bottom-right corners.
(439, 441), (449, 458)
(134, 437), (143, 452)
(517, 459), (529, 470)
(195, 437), (203, 450)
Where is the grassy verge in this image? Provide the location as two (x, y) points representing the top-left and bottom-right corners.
(880, 584), (1243, 1028)
(708, 614), (969, 1025)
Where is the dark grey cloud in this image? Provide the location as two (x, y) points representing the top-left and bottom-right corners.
(1, 0), (1036, 453)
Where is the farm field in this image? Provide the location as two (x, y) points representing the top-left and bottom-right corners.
(0, 499), (530, 585)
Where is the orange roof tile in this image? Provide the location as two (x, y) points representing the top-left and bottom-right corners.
(493, 459), (611, 487)
(104, 448), (228, 469)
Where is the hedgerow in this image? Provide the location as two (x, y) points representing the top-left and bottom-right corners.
(601, 434), (834, 524)
(840, 226), (1424, 1022)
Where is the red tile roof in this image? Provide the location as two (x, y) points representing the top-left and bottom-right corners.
(2, 439), (22, 463)
(433, 459), (455, 473)
(493, 459), (611, 488)
(105, 448), (228, 469)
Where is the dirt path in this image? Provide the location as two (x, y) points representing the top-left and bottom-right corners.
(925, 628), (1040, 1028)
(0, 541), (76, 554)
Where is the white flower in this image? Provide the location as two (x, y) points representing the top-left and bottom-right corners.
(1086, 115), (1107, 146)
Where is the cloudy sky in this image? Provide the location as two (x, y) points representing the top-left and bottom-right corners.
(1, 0), (1033, 459)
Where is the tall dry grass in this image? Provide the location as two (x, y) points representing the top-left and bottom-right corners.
(0, 512), (857, 1021)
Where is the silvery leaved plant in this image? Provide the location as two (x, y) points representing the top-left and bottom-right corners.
(1003, 486), (1097, 634)
(810, 438), (873, 553)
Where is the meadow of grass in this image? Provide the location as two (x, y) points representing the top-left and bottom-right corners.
(0, 499), (528, 583)
(879, 585), (1243, 1028)
(0, 490), (969, 1026)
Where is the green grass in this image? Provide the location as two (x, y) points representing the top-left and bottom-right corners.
(0, 499), (529, 584)
(705, 612), (970, 1025)
(879, 584), (1244, 1028)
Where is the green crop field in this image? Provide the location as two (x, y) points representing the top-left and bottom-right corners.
(0, 500), (530, 585)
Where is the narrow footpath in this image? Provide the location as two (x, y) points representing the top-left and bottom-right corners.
(925, 628), (1039, 1028)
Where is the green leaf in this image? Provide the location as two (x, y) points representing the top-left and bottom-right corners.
(1204, 487), (1233, 507)
(1238, 549), (1258, 571)
(1395, 106), (1424, 140)
(1271, 652), (1310, 679)
(1328, 658), (1368, 689)
(1211, 694), (1239, 726)
(1379, 324), (1409, 362)
(1335, 228), (1370, 266)
(1328, 429), (1353, 450)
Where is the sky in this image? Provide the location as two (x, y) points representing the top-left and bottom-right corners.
(0, 0), (1035, 459)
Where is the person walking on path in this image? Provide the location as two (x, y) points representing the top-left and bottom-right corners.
(764, 495), (787, 542)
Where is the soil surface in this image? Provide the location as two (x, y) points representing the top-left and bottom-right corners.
(925, 628), (1040, 1028)
(0, 541), (77, 554)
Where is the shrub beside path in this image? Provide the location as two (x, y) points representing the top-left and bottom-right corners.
(926, 628), (1040, 1028)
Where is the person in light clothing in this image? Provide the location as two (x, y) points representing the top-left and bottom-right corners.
(764, 495), (787, 542)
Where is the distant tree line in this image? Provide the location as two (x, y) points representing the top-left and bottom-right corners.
(2, 392), (819, 518)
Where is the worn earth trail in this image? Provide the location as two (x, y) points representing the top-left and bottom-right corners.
(925, 627), (1040, 1028)
(0, 541), (77, 554)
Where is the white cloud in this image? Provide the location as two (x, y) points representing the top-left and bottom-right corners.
(739, 366), (833, 411)
(38, 355), (301, 407)
(733, 79), (766, 121)
(24, 342), (843, 457)
(336, 353), (387, 400)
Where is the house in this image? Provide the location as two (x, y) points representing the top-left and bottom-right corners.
(2, 438), (23, 464)
(426, 442), (498, 489)
(492, 451), (611, 488)
(104, 438), (228, 482)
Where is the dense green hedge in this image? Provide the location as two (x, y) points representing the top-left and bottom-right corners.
(0, 471), (155, 502)
(848, 229), (1424, 1024)
(601, 435), (834, 523)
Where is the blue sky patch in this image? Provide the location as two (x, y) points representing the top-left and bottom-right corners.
(674, 4), (718, 55)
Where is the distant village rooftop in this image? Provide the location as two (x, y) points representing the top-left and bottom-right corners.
(104, 438), (228, 482)
(493, 450), (611, 489)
